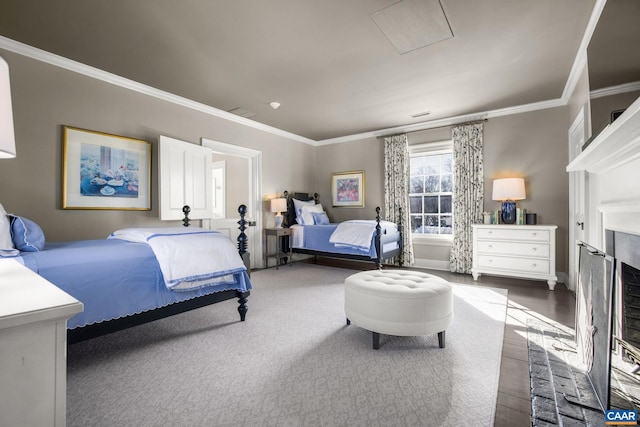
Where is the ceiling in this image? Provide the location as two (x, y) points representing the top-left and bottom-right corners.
(0, 0), (636, 142)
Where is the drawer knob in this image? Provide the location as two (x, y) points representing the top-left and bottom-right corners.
(532, 263), (537, 268)
(488, 245), (493, 249)
(532, 233), (537, 237)
(532, 247), (537, 251)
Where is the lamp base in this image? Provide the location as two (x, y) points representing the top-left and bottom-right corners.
(274, 213), (283, 228)
(501, 200), (517, 224)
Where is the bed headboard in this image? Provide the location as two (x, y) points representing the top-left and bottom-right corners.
(284, 191), (319, 227)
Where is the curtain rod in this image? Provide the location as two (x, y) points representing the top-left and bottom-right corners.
(376, 119), (487, 139)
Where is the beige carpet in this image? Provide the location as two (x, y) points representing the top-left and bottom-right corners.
(66, 264), (507, 427)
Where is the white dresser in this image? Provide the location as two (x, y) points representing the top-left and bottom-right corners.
(0, 259), (83, 427)
(471, 224), (558, 290)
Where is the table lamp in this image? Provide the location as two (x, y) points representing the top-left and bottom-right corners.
(270, 197), (287, 228)
(492, 178), (525, 224)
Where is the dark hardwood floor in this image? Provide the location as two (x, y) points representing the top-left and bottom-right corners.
(300, 257), (577, 426)
(437, 271), (576, 426)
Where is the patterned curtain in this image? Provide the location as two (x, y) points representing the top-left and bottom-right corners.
(450, 123), (484, 274)
(384, 134), (414, 265)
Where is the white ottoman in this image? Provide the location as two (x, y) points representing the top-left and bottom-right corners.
(344, 270), (453, 349)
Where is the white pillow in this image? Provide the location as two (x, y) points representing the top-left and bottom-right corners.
(0, 203), (18, 257)
(292, 198), (315, 224)
(300, 203), (324, 226)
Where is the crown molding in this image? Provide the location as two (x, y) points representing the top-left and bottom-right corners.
(0, 36), (316, 146)
(561, 0), (606, 103)
(590, 81), (640, 99)
(315, 98), (565, 145)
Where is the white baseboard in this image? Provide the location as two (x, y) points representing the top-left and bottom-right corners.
(411, 259), (450, 271)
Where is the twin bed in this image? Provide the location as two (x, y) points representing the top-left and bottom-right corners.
(4, 194), (401, 342)
(8, 205), (252, 343)
(284, 192), (404, 268)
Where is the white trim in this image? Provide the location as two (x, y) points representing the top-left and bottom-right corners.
(590, 81), (640, 99)
(315, 98), (564, 145)
(409, 140), (452, 153)
(561, 0), (606, 103)
(412, 235), (452, 246)
(411, 259), (451, 272)
(0, 36), (315, 146)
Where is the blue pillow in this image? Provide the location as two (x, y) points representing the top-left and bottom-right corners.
(9, 215), (45, 252)
(312, 211), (330, 225)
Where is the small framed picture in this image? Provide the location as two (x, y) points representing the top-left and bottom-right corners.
(62, 126), (151, 210)
(331, 170), (365, 208)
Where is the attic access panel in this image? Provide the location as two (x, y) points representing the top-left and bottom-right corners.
(371, 0), (453, 55)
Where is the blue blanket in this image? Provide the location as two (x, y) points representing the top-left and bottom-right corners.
(19, 239), (251, 329)
(302, 224), (377, 257)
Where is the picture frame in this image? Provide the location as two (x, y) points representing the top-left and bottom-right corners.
(331, 170), (365, 207)
(62, 126), (151, 210)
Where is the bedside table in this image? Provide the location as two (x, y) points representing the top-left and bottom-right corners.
(264, 227), (293, 269)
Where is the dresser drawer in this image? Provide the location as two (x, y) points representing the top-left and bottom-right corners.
(475, 227), (550, 242)
(477, 241), (550, 258)
(476, 255), (550, 274)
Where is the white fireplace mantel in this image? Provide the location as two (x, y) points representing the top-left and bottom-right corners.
(566, 96), (640, 174)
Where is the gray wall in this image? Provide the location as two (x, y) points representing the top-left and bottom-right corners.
(0, 49), (316, 241)
(314, 109), (571, 273)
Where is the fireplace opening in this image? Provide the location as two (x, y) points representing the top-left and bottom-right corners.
(606, 230), (640, 411)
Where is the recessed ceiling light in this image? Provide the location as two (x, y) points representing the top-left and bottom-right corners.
(411, 111), (431, 118)
(269, 102), (281, 110)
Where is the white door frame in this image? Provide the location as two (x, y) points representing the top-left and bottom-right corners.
(567, 105), (589, 292)
(201, 138), (263, 268)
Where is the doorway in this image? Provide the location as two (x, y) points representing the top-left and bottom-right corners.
(201, 138), (263, 269)
(568, 106), (589, 292)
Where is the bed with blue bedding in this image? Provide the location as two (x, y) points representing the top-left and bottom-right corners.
(285, 192), (403, 267)
(5, 205), (252, 343)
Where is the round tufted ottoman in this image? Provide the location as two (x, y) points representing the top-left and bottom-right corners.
(344, 270), (453, 349)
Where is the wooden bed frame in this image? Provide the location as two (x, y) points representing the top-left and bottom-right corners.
(284, 191), (404, 268)
(67, 205), (251, 344)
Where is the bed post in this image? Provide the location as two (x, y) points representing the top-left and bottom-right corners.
(313, 193), (319, 204)
(236, 204), (249, 321)
(182, 205), (191, 227)
(375, 206), (382, 269)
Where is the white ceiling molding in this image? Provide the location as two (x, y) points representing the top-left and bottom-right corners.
(591, 81), (640, 99)
(315, 98), (565, 146)
(561, 0), (606, 104)
(0, 36), (316, 146)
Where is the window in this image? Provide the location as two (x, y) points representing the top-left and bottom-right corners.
(409, 142), (453, 236)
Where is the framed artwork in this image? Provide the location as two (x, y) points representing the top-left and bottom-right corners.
(62, 126), (151, 210)
(331, 170), (365, 207)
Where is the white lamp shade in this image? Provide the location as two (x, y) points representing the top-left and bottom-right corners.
(492, 178), (526, 201)
(270, 197), (287, 213)
(0, 56), (15, 159)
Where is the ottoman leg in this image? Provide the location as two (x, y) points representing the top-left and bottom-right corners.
(373, 332), (380, 350)
(438, 331), (446, 348)
(346, 318), (351, 325)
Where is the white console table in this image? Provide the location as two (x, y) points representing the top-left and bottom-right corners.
(471, 224), (558, 290)
(0, 259), (83, 427)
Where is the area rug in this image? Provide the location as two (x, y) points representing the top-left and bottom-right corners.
(66, 264), (507, 427)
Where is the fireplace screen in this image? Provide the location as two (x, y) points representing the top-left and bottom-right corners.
(576, 242), (614, 412)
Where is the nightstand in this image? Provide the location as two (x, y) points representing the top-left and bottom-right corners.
(264, 227), (293, 269)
